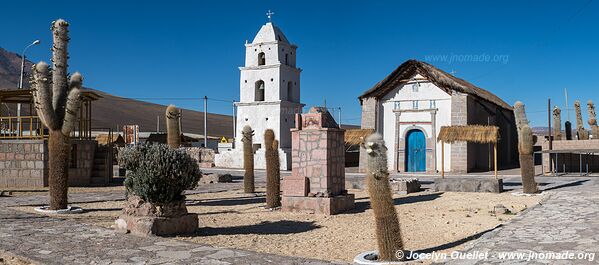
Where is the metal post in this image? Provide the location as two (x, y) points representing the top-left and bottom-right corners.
(494, 143), (498, 179)
(17, 40), (40, 138)
(156, 116), (160, 132)
(203, 96), (208, 148)
(548, 98), (552, 150)
(338, 107), (341, 128)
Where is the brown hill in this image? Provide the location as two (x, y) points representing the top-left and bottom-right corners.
(0, 47), (356, 139)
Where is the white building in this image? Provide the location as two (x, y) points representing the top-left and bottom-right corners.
(358, 60), (518, 173)
(215, 21), (304, 170)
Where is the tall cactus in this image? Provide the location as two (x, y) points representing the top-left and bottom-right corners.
(513, 102), (539, 194)
(165, 105), (181, 148)
(242, 125), (255, 193)
(264, 129), (281, 208)
(574, 100), (589, 140)
(587, 100), (599, 139)
(552, 106), (562, 140)
(30, 19), (83, 210)
(363, 133), (404, 261)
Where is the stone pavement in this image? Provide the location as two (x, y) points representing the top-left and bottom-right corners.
(440, 178), (599, 265)
(0, 181), (337, 265)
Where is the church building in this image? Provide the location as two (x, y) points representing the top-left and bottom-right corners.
(215, 20), (303, 170)
(358, 60), (518, 173)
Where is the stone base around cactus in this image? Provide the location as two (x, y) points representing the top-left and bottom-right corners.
(281, 194), (355, 215)
(114, 195), (198, 236)
(434, 177), (503, 193)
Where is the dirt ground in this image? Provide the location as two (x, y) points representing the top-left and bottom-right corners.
(13, 188), (543, 263)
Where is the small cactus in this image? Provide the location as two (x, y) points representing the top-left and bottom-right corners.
(552, 107), (562, 140)
(587, 100), (599, 139)
(31, 19), (83, 210)
(242, 125), (255, 193)
(165, 105), (181, 148)
(264, 129), (281, 208)
(363, 133), (404, 261)
(513, 102), (539, 194)
(574, 100), (589, 140)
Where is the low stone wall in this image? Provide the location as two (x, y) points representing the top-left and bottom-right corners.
(0, 140), (48, 188)
(434, 177), (503, 193)
(214, 148), (290, 170)
(180, 147), (215, 168)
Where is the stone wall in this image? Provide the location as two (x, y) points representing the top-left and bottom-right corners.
(358, 97), (377, 172)
(0, 140), (47, 188)
(68, 140), (96, 186)
(450, 93), (468, 173)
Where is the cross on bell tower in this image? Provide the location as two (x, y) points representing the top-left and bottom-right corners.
(266, 10), (275, 22)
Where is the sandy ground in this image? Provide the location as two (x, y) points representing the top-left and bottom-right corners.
(13, 188), (543, 263)
(0, 251), (35, 265)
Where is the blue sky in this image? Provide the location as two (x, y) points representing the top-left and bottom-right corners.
(1, 0), (598, 126)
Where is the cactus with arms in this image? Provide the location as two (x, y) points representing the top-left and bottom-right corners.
(264, 129), (281, 208)
(513, 102), (539, 194)
(165, 105), (181, 148)
(575, 100), (589, 140)
(587, 100), (599, 139)
(552, 106), (562, 140)
(31, 19), (83, 210)
(363, 133), (404, 261)
(242, 125), (255, 193)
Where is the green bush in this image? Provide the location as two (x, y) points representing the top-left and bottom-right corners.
(119, 144), (201, 204)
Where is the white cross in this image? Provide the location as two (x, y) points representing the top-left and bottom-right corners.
(266, 10), (275, 22)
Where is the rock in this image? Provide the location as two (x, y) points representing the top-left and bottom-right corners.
(389, 178), (421, 194)
(434, 177), (504, 193)
(199, 173), (233, 184)
(493, 204), (511, 214)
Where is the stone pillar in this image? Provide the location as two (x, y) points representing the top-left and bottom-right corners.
(430, 109), (438, 173)
(450, 93), (468, 173)
(282, 107), (355, 215)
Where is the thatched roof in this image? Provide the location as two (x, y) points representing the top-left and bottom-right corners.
(358, 60), (512, 110)
(96, 134), (125, 146)
(345, 129), (374, 145)
(438, 125), (499, 144)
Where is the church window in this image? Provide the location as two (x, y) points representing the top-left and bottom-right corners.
(244, 80), (247, 83)
(258, 52), (266, 66)
(270, 78), (274, 82)
(255, 80), (265, 101)
(394, 101), (400, 110)
(412, 100), (419, 110)
(430, 100), (436, 109)
(266, 118), (269, 121)
(287, 81), (293, 102)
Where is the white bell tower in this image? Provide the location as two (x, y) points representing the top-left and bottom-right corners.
(236, 20), (304, 154)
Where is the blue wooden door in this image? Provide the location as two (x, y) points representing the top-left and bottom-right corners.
(406, 130), (426, 172)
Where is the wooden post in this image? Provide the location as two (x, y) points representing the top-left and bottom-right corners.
(494, 143), (498, 179)
(441, 140), (445, 178)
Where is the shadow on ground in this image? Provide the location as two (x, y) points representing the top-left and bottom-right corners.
(415, 225), (501, 253)
(541, 179), (589, 192)
(198, 220), (321, 236)
(187, 196), (266, 207)
(348, 192), (442, 213)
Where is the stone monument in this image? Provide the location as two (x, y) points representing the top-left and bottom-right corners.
(281, 107), (354, 215)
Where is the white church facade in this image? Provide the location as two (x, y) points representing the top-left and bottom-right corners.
(358, 60), (518, 173)
(215, 21), (304, 170)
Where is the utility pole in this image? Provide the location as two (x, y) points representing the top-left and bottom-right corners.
(548, 98), (552, 150)
(156, 116), (160, 132)
(203, 96), (208, 148)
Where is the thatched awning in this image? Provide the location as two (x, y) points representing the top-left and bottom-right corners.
(345, 129), (374, 145)
(437, 125), (499, 144)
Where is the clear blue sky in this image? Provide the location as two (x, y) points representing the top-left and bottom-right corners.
(2, 0), (598, 126)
